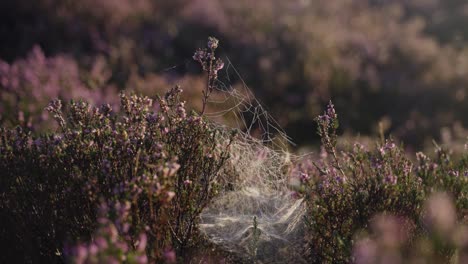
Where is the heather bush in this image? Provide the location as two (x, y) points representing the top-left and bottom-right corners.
(297, 102), (467, 263)
(0, 45), (118, 131)
(353, 193), (468, 263)
(0, 71), (232, 264)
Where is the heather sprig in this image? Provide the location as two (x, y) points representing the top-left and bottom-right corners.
(314, 101), (345, 179)
(193, 36), (224, 115)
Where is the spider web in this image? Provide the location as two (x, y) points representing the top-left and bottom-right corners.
(204, 55), (295, 149)
(192, 55), (308, 263)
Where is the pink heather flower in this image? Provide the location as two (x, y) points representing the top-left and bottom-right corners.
(401, 162), (412, 175)
(207, 37), (219, 50)
(380, 140), (396, 156)
(136, 255), (148, 264)
(290, 191), (300, 199)
(416, 152), (430, 165)
(183, 179), (192, 186)
(449, 170), (459, 177)
(353, 238), (377, 264)
(319, 114), (330, 123)
(320, 146), (328, 159)
(379, 147), (385, 156)
(326, 100), (336, 120)
(108, 225), (119, 243)
(122, 223), (130, 233)
(136, 233), (147, 252)
(164, 248), (176, 263)
(353, 143), (365, 152)
(166, 191), (176, 202)
(95, 237), (108, 249)
(193, 49), (206, 62)
(299, 172), (310, 183)
(335, 175), (346, 184)
(115, 241), (129, 253)
(176, 102), (186, 119)
(33, 138), (42, 147)
(97, 216), (109, 225)
(88, 244), (98, 255)
(74, 245), (88, 264)
(384, 174), (397, 185)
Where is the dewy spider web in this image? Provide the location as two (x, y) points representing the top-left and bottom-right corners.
(204, 55), (294, 148)
(195, 55), (308, 263)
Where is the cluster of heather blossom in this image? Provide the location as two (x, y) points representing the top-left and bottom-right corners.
(0, 46), (117, 131)
(67, 202), (148, 264)
(314, 101), (345, 180)
(296, 101), (467, 263)
(192, 37), (225, 115)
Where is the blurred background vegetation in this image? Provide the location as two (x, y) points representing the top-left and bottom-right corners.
(1, 0), (467, 152)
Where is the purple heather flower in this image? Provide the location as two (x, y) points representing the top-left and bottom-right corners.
(384, 174), (397, 185)
(335, 175), (346, 184)
(207, 37), (219, 50)
(88, 244), (98, 255)
(176, 102), (187, 119)
(378, 147), (385, 156)
(326, 100), (337, 120)
(319, 114), (330, 123)
(416, 151), (427, 161)
(193, 49), (206, 62)
(402, 163), (412, 175)
(164, 248), (176, 263)
(101, 159), (111, 169)
(290, 191), (300, 199)
(33, 138), (42, 147)
(136, 233), (147, 252)
(353, 143), (365, 152)
(184, 179), (192, 186)
(299, 172), (310, 183)
(353, 238), (377, 264)
(122, 223), (130, 233)
(95, 237), (108, 250)
(166, 191), (175, 202)
(136, 255), (148, 264)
